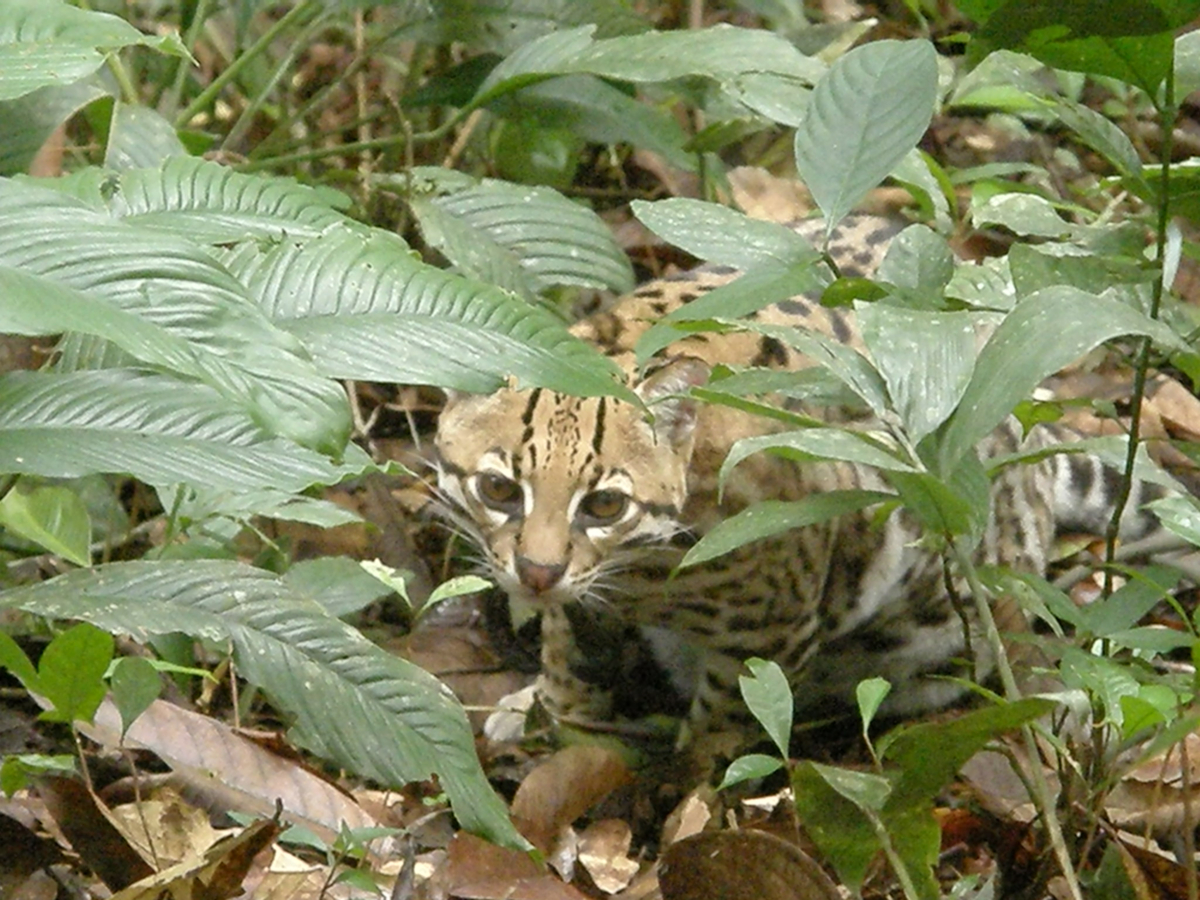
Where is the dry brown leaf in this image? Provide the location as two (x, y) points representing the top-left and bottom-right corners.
(577, 819), (640, 894)
(81, 698), (380, 846)
(1112, 832), (1194, 900)
(660, 790), (713, 846)
(510, 745), (631, 852)
(425, 831), (594, 900)
(107, 788), (225, 871)
(0, 804), (62, 895)
(1147, 378), (1200, 442)
(109, 815), (280, 900)
(658, 829), (841, 900)
(36, 775), (154, 890)
(1107, 732), (1200, 838)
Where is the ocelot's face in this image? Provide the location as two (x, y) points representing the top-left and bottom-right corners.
(435, 359), (706, 607)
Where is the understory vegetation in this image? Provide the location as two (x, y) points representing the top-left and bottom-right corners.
(2, 1), (1200, 898)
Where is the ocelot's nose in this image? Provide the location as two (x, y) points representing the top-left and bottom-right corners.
(516, 557), (566, 593)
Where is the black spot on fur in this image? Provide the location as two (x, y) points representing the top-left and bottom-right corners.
(751, 335), (789, 367)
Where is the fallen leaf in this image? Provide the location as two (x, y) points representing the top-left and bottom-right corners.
(510, 745), (631, 852)
(658, 829), (842, 900)
(578, 819), (640, 894)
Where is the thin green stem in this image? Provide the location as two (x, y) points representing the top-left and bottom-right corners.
(105, 52), (140, 104)
(952, 541), (1083, 900)
(222, 12), (330, 151)
(1102, 64), (1176, 595)
(174, 0), (321, 130)
(164, 0), (215, 116)
(236, 118), (461, 173)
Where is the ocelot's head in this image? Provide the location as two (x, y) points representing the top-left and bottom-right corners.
(435, 357), (707, 607)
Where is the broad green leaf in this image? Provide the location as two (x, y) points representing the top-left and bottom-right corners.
(1148, 494), (1200, 548)
(681, 491), (895, 569)
(1007, 243), (1153, 301)
(0, 79), (106, 176)
(0, 754), (76, 796)
(739, 658), (794, 759)
(858, 305), (989, 444)
(633, 198), (821, 270)
(108, 157), (350, 243)
(104, 102), (187, 170)
(1059, 647), (1140, 727)
(794, 39), (938, 232)
(971, 192), (1074, 238)
(109, 656), (162, 737)
(0, 0), (188, 102)
(959, 0), (1200, 98)
(0, 369), (359, 493)
(939, 287), (1188, 472)
(403, 169), (633, 296)
(1050, 97), (1143, 182)
(283, 557), (396, 619)
(230, 226), (628, 399)
(498, 75), (693, 171)
(875, 224), (955, 298)
(721, 430), (914, 491)
(0, 174), (351, 454)
(792, 761), (880, 892)
(421, 0), (649, 55)
(36, 622), (113, 725)
(0, 560), (529, 850)
(0, 484), (91, 566)
(475, 24), (824, 122)
(882, 698), (1054, 807)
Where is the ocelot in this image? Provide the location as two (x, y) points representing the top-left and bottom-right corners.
(434, 213), (1170, 765)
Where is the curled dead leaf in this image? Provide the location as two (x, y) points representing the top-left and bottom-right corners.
(658, 829), (841, 900)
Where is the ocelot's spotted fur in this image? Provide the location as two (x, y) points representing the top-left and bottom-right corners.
(435, 214), (1166, 762)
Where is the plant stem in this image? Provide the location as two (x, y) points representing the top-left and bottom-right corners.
(1102, 65), (1176, 595)
(953, 541), (1084, 900)
(163, 0), (214, 116)
(175, 0), (321, 130)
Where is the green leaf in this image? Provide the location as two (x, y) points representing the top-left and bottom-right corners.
(0, 754), (75, 796)
(0, 369), (359, 493)
(939, 287), (1188, 472)
(634, 263), (828, 364)
(882, 697), (1054, 808)
(282, 558), (396, 619)
(680, 491), (895, 569)
(228, 226), (628, 400)
(739, 658), (794, 759)
(959, 0), (1200, 98)
(104, 102), (187, 170)
(0, 631), (40, 694)
(874, 224), (956, 297)
(633, 198), (821, 270)
(888, 454), (990, 543)
(109, 656), (162, 737)
(794, 39), (938, 231)
(721, 430), (914, 491)
(0, 79), (107, 176)
(427, 575), (492, 606)
(0, 560), (529, 850)
(971, 192), (1074, 238)
(0, 0), (188, 102)
(403, 169), (633, 296)
(791, 761), (880, 892)
(858, 305), (990, 444)
(1074, 565), (1181, 639)
(719, 753), (784, 790)
(856, 677), (892, 735)
(0, 484), (91, 566)
(1058, 647), (1140, 728)
(36, 622), (113, 725)
(1147, 494), (1200, 548)
(1050, 97), (1143, 182)
(475, 24), (824, 124)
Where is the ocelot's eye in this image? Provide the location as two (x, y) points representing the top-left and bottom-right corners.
(476, 472), (523, 513)
(578, 489), (629, 526)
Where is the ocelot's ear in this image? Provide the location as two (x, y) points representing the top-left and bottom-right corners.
(636, 356), (710, 448)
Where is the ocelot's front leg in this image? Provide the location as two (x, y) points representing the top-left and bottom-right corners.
(535, 603), (617, 725)
(673, 651), (761, 782)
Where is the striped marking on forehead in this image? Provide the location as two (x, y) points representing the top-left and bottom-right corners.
(514, 388), (611, 485)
